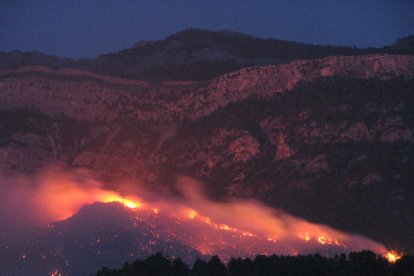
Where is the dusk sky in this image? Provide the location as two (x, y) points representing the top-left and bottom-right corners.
(1, 0), (413, 59)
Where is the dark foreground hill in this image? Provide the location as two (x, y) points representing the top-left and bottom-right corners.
(1, 201), (410, 276)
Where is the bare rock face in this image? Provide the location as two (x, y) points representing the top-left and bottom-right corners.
(304, 154), (329, 173)
(275, 135), (294, 160)
(178, 55), (414, 121)
(340, 122), (375, 142)
(0, 133), (55, 173)
(229, 134), (260, 162)
(1, 54), (413, 123)
(295, 122), (345, 145)
(260, 117), (294, 160)
(381, 116), (414, 142)
(362, 174), (383, 185)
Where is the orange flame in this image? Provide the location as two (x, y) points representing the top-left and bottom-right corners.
(29, 169), (145, 221)
(384, 251), (402, 263)
(187, 209), (197, 219)
(96, 192), (143, 210)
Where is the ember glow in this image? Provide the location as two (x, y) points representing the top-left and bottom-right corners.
(385, 250), (403, 263)
(0, 168), (401, 266)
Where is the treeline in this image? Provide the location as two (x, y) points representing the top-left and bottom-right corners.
(96, 251), (414, 276)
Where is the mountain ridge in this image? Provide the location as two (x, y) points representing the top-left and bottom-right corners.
(1, 29), (413, 81)
(1, 54), (413, 123)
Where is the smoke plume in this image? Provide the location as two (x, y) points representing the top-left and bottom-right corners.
(0, 167), (389, 258)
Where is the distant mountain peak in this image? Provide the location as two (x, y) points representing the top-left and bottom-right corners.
(167, 28), (253, 39)
(1, 29), (414, 80)
(216, 29), (252, 36)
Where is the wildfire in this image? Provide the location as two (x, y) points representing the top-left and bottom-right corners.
(183, 209), (257, 238)
(50, 189), (145, 220)
(187, 209), (197, 219)
(12, 169), (399, 261)
(97, 192), (143, 209)
(50, 270), (62, 276)
(298, 232), (344, 247)
(43, 182), (392, 259)
(384, 251), (402, 263)
(267, 237), (277, 243)
(31, 171), (146, 221)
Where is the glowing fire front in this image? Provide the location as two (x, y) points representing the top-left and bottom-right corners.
(35, 181), (145, 221)
(78, 192), (400, 263)
(13, 169), (402, 263)
(385, 251), (402, 263)
(95, 192), (143, 210)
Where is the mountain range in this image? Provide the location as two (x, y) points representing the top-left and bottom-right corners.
(1, 29), (413, 80)
(0, 29), (413, 275)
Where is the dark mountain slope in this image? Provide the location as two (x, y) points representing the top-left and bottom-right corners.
(0, 50), (76, 71)
(163, 78), (414, 252)
(75, 29), (414, 80)
(0, 76), (412, 253)
(1, 29), (413, 80)
(0, 202), (201, 275)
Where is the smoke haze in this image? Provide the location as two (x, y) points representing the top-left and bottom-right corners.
(0, 167), (388, 257)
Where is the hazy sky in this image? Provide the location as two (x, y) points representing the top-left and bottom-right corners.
(1, 0), (413, 59)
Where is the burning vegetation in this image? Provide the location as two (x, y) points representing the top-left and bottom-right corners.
(0, 168), (404, 275)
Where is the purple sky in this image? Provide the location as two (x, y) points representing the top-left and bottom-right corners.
(0, 0), (413, 59)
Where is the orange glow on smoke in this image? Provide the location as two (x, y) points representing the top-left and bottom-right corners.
(16, 169), (397, 259)
(30, 169), (144, 221)
(41, 186), (144, 221)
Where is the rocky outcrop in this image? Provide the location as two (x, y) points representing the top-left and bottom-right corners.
(228, 134), (260, 162)
(178, 54), (414, 120)
(274, 135), (294, 160)
(1, 55), (413, 123)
